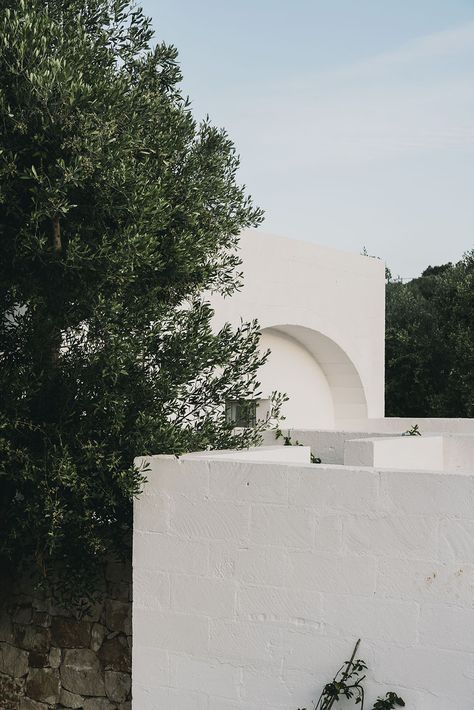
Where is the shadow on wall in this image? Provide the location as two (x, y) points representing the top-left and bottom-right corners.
(258, 325), (368, 429)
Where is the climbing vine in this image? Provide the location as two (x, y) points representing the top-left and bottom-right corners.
(298, 640), (405, 710)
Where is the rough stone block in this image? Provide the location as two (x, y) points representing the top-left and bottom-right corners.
(0, 612), (14, 644)
(19, 698), (49, 710)
(51, 616), (91, 648)
(59, 687), (84, 708)
(28, 650), (49, 668)
(26, 667), (60, 704)
(14, 625), (51, 654)
(31, 612), (50, 628)
(104, 670), (131, 702)
(49, 646), (61, 669)
(0, 642), (29, 677)
(60, 648), (105, 696)
(81, 597), (105, 624)
(105, 600), (131, 635)
(97, 635), (130, 673)
(13, 606), (32, 625)
(106, 582), (130, 603)
(83, 699), (116, 710)
(91, 623), (107, 653)
(0, 669), (25, 704)
(105, 558), (131, 585)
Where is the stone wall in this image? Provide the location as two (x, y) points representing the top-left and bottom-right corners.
(0, 557), (132, 710)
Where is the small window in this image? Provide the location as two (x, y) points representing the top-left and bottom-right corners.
(225, 399), (257, 428)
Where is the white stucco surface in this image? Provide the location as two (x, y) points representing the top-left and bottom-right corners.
(443, 435), (474, 471)
(344, 436), (445, 470)
(363, 418), (474, 435)
(262, 427), (474, 468)
(197, 445), (311, 464)
(258, 329), (335, 428)
(210, 230), (385, 428)
(261, 428), (402, 465)
(133, 452), (474, 710)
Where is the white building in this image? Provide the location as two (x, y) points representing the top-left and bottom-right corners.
(132, 231), (474, 710)
(211, 229), (385, 429)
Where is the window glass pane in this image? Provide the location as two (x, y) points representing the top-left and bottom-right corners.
(225, 399), (257, 428)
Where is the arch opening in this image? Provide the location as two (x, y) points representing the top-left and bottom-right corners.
(258, 325), (368, 429)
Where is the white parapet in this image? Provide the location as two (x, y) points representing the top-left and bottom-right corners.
(344, 435), (445, 470)
(190, 445), (312, 465)
(263, 427), (474, 470)
(132, 451), (474, 710)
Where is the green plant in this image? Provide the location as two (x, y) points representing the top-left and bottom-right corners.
(274, 428), (322, 463)
(298, 640), (405, 710)
(0, 0), (284, 606)
(402, 424), (421, 436)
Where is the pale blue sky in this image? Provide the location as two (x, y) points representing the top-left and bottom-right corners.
(141, 0), (474, 277)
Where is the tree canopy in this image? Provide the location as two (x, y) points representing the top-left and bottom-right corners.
(385, 251), (474, 418)
(0, 0), (281, 604)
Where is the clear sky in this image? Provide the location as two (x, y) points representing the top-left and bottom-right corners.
(140, 0), (474, 277)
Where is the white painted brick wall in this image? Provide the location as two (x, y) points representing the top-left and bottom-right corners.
(344, 436), (444, 470)
(132, 454), (474, 709)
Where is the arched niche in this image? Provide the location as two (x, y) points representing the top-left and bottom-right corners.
(258, 325), (368, 428)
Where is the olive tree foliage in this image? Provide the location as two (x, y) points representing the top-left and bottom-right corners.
(0, 0), (283, 604)
(385, 251), (474, 417)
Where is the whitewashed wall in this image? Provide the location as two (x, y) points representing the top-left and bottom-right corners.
(261, 429), (403, 465)
(262, 426), (474, 469)
(210, 230), (385, 427)
(444, 435), (474, 471)
(344, 436), (445, 470)
(363, 418), (474, 435)
(257, 329), (335, 428)
(133, 452), (474, 710)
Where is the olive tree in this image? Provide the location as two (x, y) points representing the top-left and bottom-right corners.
(0, 0), (282, 604)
